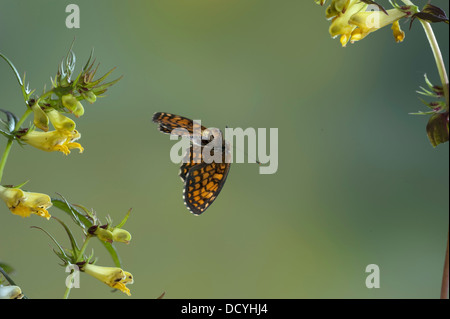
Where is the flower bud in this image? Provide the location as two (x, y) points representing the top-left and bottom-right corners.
(81, 90), (97, 104)
(111, 228), (132, 244)
(61, 94), (85, 117)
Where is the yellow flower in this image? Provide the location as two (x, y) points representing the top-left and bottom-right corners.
(31, 102), (49, 132)
(0, 185), (52, 219)
(349, 8), (407, 44)
(316, 0), (407, 46)
(20, 129), (84, 155)
(46, 108), (76, 132)
(328, 1), (367, 46)
(81, 263), (133, 296)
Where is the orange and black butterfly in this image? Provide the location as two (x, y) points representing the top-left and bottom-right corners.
(152, 112), (231, 215)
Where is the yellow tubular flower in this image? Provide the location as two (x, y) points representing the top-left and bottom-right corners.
(46, 108), (76, 132)
(349, 8), (407, 43)
(317, 0), (408, 46)
(328, 1), (368, 46)
(82, 264), (133, 296)
(20, 129), (84, 155)
(329, 0), (354, 16)
(0, 185), (52, 219)
(31, 102), (49, 132)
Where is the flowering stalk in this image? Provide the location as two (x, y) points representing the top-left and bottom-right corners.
(1, 46), (132, 299)
(400, 0), (449, 299)
(419, 19), (449, 109)
(49, 198), (134, 298)
(315, 0), (449, 298)
(399, 0), (449, 109)
(63, 234), (92, 299)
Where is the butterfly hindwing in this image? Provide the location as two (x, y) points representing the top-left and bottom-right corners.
(183, 161), (231, 215)
(179, 145), (202, 182)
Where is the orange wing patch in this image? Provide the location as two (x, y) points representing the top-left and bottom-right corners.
(183, 162), (230, 215)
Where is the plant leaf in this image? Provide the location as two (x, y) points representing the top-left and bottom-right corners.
(103, 242), (122, 268)
(409, 110), (436, 115)
(0, 109), (18, 133)
(115, 208), (132, 229)
(410, 4), (449, 29)
(0, 262), (14, 275)
(30, 226), (72, 264)
(0, 52), (24, 87)
(51, 216), (81, 259)
(52, 196), (91, 230)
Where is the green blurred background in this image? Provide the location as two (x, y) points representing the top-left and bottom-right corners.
(0, 0), (448, 299)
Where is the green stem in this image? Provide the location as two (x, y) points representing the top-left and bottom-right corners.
(14, 108), (33, 131)
(399, 0), (417, 10)
(419, 20), (449, 109)
(76, 235), (92, 263)
(62, 235), (92, 299)
(38, 89), (54, 102)
(0, 108), (32, 183)
(400, 0), (449, 109)
(418, 12), (450, 301)
(0, 141), (13, 184)
(62, 275), (73, 299)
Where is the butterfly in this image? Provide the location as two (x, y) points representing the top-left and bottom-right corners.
(152, 112), (231, 215)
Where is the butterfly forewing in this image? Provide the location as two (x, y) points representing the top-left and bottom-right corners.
(152, 112), (207, 139)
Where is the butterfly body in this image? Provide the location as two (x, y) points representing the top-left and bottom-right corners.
(152, 112), (231, 215)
